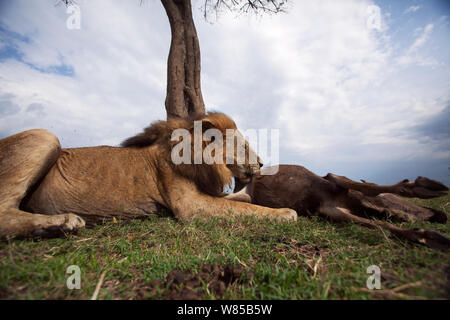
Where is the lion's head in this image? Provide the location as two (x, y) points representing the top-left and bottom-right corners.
(122, 112), (262, 196)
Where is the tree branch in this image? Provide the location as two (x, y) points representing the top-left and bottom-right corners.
(203, 0), (287, 20)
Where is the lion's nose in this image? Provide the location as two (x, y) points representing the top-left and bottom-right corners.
(257, 157), (264, 168)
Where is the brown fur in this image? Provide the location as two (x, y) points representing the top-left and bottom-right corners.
(233, 165), (449, 250)
(0, 113), (296, 239)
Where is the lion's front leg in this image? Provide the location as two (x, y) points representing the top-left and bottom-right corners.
(176, 195), (298, 222)
(0, 208), (85, 239)
(160, 176), (297, 222)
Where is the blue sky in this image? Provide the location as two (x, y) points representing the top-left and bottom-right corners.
(0, 0), (449, 186)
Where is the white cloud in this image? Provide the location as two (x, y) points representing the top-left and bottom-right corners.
(0, 0), (169, 146)
(199, 1), (396, 153)
(0, 0), (449, 184)
(404, 5), (421, 14)
(397, 23), (436, 66)
(409, 23), (434, 52)
(194, 1), (449, 182)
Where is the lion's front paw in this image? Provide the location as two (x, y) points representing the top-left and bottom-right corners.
(32, 213), (86, 238)
(275, 208), (298, 222)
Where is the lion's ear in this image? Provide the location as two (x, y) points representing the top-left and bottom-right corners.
(188, 119), (216, 134)
(200, 119), (215, 132)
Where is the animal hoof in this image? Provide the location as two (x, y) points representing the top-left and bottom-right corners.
(409, 228), (450, 251)
(428, 208), (448, 224)
(410, 177), (449, 198)
(415, 177), (448, 192)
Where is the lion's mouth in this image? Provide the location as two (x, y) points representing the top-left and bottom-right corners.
(235, 169), (259, 188)
(237, 169), (258, 181)
(228, 164), (261, 191)
(233, 176), (250, 193)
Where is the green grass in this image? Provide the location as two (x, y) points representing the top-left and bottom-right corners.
(0, 195), (449, 300)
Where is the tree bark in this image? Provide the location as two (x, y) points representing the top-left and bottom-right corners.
(161, 0), (206, 119)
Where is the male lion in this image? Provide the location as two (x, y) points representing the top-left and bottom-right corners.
(0, 112), (296, 239)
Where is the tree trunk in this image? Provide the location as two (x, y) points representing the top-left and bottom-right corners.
(161, 0), (206, 119)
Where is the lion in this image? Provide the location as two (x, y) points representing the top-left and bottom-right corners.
(0, 112), (296, 239)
